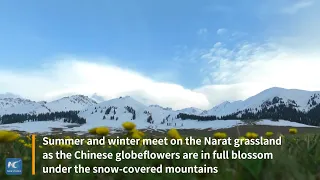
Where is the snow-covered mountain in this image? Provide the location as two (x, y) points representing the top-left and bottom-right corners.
(0, 93), (22, 99)
(79, 96), (179, 128)
(0, 87), (319, 117)
(0, 95), (97, 115)
(177, 107), (203, 115)
(0, 87), (319, 133)
(0, 98), (50, 115)
(45, 95), (97, 112)
(202, 87), (320, 117)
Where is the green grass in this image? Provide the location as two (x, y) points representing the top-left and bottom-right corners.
(1, 130), (320, 180)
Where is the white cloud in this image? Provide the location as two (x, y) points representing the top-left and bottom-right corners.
(0, 58), (210, 110)
(281, 0), (314, 14)
(190, 0), (320, 108)
(216, 28), (227, 35)
(1, 42), (319, 111)
(196, 40), (320, 107)
(1, 1), (319, 112)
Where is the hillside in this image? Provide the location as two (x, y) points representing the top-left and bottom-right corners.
(0, 87), (319, 133)
(202, 87), (320, 117)
(0, 94), (97, 115)
(44, 95), (97, 112)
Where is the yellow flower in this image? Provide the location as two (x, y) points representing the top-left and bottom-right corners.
(95, 127), (110, 136)
(131, 132), (142, 139)
(0, 130), (20, 143)
(213, 132), (227, 139)
(64, 136), (72, 139)
(238, 136), (246, 142)
(167, 128), (182, 139)
(39, 145), (43, 149)
(88, 128), (98, 135)
(245, 132), (258, 139)
(24, 143), (32, 148)
(122, 122), (136, 131)
(289, 128), (298, 134)
(265, 132), (274, 137)
(18, 139), (25, 144)
(130, 129), (145, 137)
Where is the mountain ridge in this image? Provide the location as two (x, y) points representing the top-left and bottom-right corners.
(1, 87), (320, 116)
(0, 87), (319, 133)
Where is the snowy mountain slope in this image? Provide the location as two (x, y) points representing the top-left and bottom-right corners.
(0, 87), (320, 133)
(0, 94), (50, 115)
(79, 96), (146, 119)
(201, 101), (242, 117)
(203, 87), (320, 117)
(177, 107), (203, 115)
(0, 95), (97, 115)
(149, 104), (173, 111)
(0, 99), (50, 115)
(0, 93), (22, 99)
(78, 96), (180, 127)
(45, 95), (97, 112)
(0, 98), (34, 110)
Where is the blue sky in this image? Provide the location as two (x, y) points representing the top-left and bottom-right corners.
(0, 0), (319, 109)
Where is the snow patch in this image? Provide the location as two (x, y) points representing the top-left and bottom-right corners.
(255, 119), (318, 127)
(0, 121), (78, 133)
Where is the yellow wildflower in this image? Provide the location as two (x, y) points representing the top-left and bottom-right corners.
(39, 145), (43, 149)
(213, 132), (227, 139)
(245, 132), (258, 139)
(167, 128), (182, 139)
(64, 136), (72, 139)
(265, 132), (274, 137)
(95, 127), (110, 136)
(18, 139), (25, 144)
(24, 143), (32, 148)
(131, 132), (142, 139)
(289, 128), (298, 134)
(122, 122), (136, 131)
(88, 128), (98, 135)
(0, 130), (20, 143)
(238, 136), (246, 142)
(130, 129), (145, 137)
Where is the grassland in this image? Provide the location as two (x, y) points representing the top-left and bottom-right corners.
(1, 125), (320, 180)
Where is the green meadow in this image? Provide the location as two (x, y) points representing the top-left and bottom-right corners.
(1, 123), (320, 180)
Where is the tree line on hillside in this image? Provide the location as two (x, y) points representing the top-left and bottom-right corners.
(177, 104), (320, 126)
(0, 111), (86, 125)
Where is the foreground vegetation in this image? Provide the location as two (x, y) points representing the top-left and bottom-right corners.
(0, 123), (320, 180)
